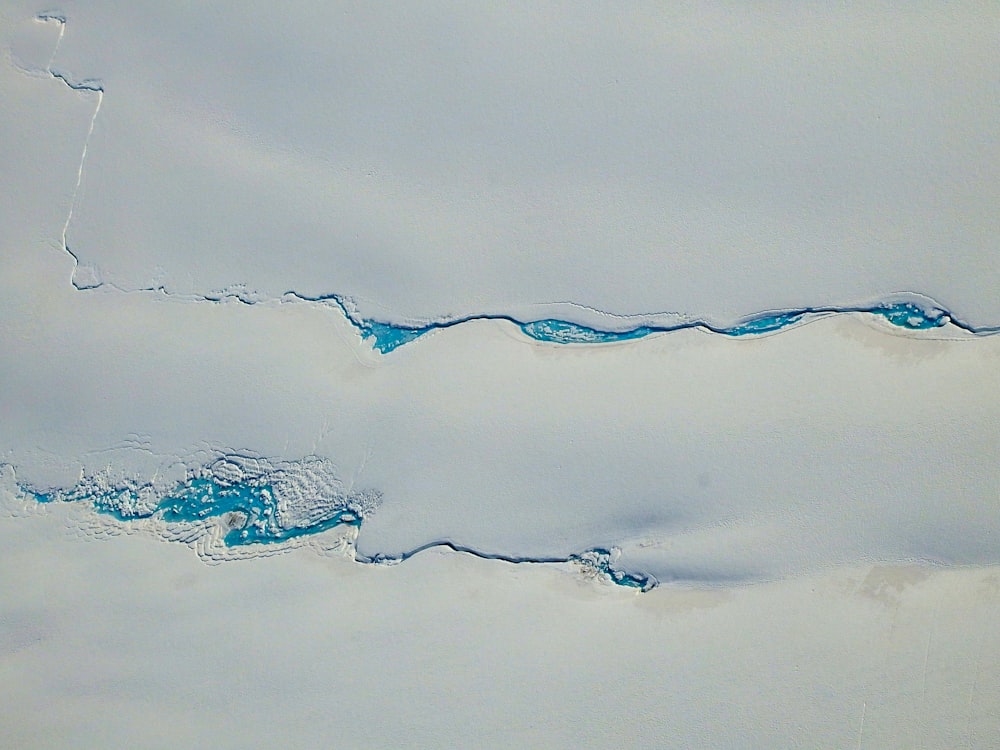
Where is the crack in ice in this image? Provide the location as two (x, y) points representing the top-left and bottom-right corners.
(13, 13), (1000, 598)
(301, 292), (1000, 352)
(7, 454), (654, 591)
(36, 13), (104, 289)
(33, 16), (1000, 353)
(165, 288), (999, 353)
(358, 541), (654, 590)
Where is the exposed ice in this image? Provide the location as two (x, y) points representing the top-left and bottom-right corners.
(17, 453), (374, 543)
(350, 296), (987, 354)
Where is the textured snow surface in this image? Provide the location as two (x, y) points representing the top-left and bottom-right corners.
(2, 2), (1000, 746)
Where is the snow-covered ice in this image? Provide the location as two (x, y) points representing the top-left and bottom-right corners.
(2, 2), (999, 746)
(16, 1), (1000, 327)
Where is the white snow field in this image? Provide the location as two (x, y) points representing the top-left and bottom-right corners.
(2, 2), (999, 747)
(12, 0), (1000, 327)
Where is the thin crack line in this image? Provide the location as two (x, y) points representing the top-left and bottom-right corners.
(36, 14), (105, 284)
(62, 89), (102, 254)
(41, 12), (64, 71)
(356, 540), (656, 590)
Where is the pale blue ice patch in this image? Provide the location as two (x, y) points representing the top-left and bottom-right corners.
(869, 301), (947, 329)
(722, 311), (806, 336)
(159, 478), (360, 545)
(520, 319), (657, 344)
(571, 547), (653, 590)
(359, 320), (428, 353)
(23, 455), (373, 547)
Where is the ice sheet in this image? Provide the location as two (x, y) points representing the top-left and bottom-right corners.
(3, 3), (1000, 746)
(2, 0), (1000, 583)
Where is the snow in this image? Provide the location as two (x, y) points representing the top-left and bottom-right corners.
(22, 1), (1000, 326)
(2, 2), (999, 746)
